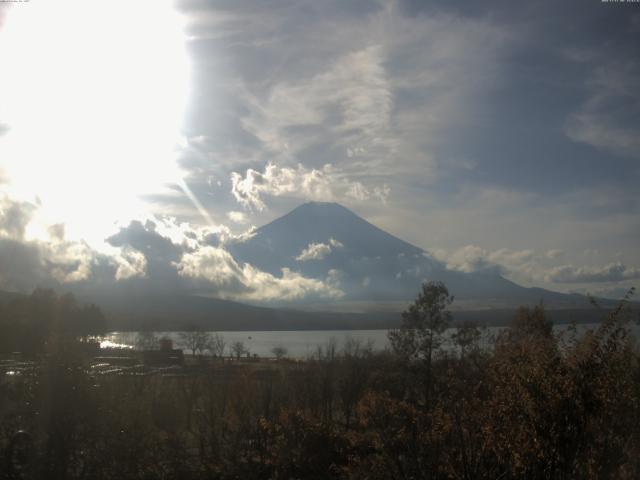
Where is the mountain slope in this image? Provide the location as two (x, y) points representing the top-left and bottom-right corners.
(229, 202), (594, 308)
(229, 202), (422, 274)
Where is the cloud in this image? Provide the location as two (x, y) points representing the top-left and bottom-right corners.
(230, 11), (509, 177)
(178, 246), (343, 302)
(1, 0), (639, 304)
(113, 249), (147, 281)
(295, 238), (343, 262)
(545, 249), (564, 259)
(170, 2), (510, 221)
(296, 243), (332, 262)
(566, 62), (640, 159)
(0, 195), (341, 303)
(431, 245), (522, 275)
(227, 210), (248, 224)
(0, 233), (117, 292)
(430, 245), (545, 282)
(231, 162), (389, 211)
(46, 240), (98, 284)
(0, 195), (36, 240)
(240, 44), (394, 159)
(107, 220), (182, 262)
(106, 217), (338, 301)
(0, 238), (46, 292)
(545, 263), (640, 284)
(432, 243), (640, 291)
(0, 197), (107, 289)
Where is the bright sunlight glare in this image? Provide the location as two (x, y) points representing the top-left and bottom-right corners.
(0, 0), (190, 247)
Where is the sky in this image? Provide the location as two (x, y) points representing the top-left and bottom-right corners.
(0, 0), (639, 303)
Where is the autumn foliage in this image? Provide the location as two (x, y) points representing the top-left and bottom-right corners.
(0, 284), (638, 479)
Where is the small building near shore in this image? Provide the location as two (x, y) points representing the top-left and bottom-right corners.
(143, 337), (184, 366)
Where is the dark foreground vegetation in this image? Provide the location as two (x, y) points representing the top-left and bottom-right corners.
(1, 285), (639, 479)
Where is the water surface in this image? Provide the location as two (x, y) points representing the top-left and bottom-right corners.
(103, 323), (639, 359)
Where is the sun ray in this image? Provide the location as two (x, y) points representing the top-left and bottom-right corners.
(0, 0), (191, 247)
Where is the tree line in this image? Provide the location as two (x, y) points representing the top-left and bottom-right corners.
(0, 289), (105, 355)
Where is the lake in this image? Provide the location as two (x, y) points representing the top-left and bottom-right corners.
(102, 323), (640, 359)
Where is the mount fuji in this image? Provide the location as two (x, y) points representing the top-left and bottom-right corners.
(228, 202), (589, 310)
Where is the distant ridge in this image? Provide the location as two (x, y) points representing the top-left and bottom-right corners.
(0, 287), (623, 332)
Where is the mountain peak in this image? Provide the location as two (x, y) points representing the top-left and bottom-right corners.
(289, 201), (355, 217)
(227, 202), (582, 306)
(258, 202), (420, 254)
(299, 201), (341, 208)
(229, 201), (425, 276)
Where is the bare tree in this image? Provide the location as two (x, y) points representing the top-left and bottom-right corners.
(271, 345), (288, 360)
(231, 340), (246, 360)
(316, 337), (338, 361)
(179, 330), (212, 357)
(342, 336), (373, 358)
(209, 333), (226, 358)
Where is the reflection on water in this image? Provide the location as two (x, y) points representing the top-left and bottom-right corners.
(99, 339), (134, 349)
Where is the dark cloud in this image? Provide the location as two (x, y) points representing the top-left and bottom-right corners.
(0, 197), (35, 239)
(47, 223), (65, 242)
(106, 220), (184, 292)
(547, 263), (640, 284)
(0, 238), (46, 292)
(107, 220), (182, 263)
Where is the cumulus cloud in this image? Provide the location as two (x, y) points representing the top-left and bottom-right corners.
(47, 240), (97, 284)
(107, 218), (341, 301)
(0, 233), (116, 291)
(231, 162), (389, 211)
(296, 243), (332, 262)
(0, 194), (341, 303)
(431, 245), (543, 281)
(0, 197), (107, 289)
(295, 238), (343, 262)
(227, 210), (248, 224)
(113, 249), (147, 281)
(431, 245), (528, 275)
(545, 263), (640, 284)
(0, 238), (46, 292)
(431, 244), (640, 293)
(178, 246), (343, 302)
(0, 195), (35, 240)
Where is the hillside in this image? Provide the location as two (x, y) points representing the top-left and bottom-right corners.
(229, 202), (597, 308)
